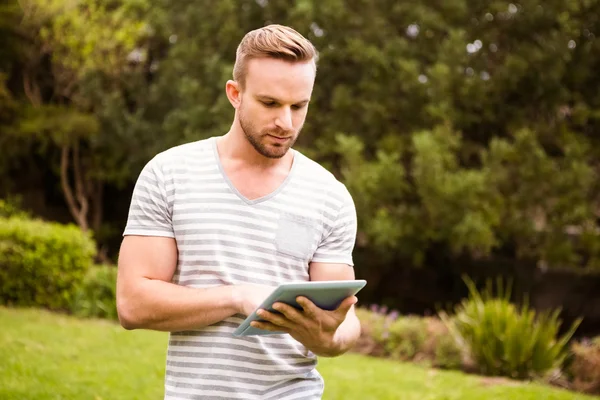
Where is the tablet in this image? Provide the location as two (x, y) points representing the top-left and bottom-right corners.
(232, 279), (367, 336)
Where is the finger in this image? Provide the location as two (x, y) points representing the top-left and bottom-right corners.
(336, 296), (358, 315)
(251, 321), (288, 333)
(272, 302), (303, 323)
(296, 296), (319, 319)
(257, 309), (291, 328)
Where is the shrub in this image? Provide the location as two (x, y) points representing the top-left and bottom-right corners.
(420, 317), (465, 370)
(569, 337), (600, 394)
(433, 330), (464, 370)
(441, 276), (581, 380)
(385, 316), (427, 361)
(353, 306), (389, 357)
(72, 265), (118, 320)
(0, 197), (29, 218)
(369, 307), (397, 346)
(354, 307), (465, 369)
(0, 216), (96, 310)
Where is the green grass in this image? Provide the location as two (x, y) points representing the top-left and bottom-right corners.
(0, 307), (167, 400)
(1, 307), (598, 400)
(319, 354), (597, 400)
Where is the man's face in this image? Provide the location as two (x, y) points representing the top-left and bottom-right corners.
(237, 58), (315, 159)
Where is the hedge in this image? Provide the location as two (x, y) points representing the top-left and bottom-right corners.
(0, 216), (96, 310)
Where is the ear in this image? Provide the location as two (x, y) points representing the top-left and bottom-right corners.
(225, 80), (242, 109)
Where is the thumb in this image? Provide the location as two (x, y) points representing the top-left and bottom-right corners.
(336, 295), (358, 314)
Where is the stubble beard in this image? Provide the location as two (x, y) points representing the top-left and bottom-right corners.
(238, 108), (300, 159)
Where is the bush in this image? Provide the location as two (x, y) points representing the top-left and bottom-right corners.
(0, 197), (29, 218)
(353, 306), (389, 357)
(569, 337), (600, 394)
(420, 317), (465, 369)
(433, 330), (464, 370)
(386, 316), (427, 361)
(72, 265), (118, 320)
(354, 307), (465, 369)
(441, 277), (581, 380)
(0, 216), (96, 310)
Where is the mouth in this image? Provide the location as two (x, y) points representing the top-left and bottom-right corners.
(267, 134), (292, 143)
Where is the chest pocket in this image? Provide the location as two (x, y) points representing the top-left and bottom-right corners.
(275, 212), (316, 260)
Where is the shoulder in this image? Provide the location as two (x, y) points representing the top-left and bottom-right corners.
(154, 138), (214, 166)
(293, 150), (353, 204)
(145, 137), (216, 176)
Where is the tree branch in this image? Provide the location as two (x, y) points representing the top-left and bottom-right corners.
(60, 144), (77, 219)
(23, 71), (41, 106)
(91, 180), (103, 233)
(73, 141), (89, 230)
(60, 144), (88, 231)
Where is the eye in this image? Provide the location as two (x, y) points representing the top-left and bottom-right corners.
(291, 104), (306, 110)
(261, 101), (277, 107)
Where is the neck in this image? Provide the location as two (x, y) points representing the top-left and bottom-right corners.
(218, 119), (293, 169)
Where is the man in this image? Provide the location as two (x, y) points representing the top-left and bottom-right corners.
(117, 24), (361, 399)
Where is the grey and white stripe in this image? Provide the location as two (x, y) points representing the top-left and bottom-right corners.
(124, 137), (357, 399)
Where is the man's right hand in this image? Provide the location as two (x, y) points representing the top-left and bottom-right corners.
(233, 284), (275, 316)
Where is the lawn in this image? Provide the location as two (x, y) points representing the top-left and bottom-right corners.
(1, 307), (598, 400)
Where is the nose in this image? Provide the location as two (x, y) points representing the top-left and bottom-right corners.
(275, 107), (293, 131)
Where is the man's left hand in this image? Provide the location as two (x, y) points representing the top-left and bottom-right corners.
(250, 295), (357, 356)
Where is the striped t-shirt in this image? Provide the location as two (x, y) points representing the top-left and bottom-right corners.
(124, 137), (357, 400)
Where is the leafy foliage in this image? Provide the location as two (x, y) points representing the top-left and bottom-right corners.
(72, 264), (118, 320)
(353, 306), (388, 357)
(568, 337), (600, 395)
(434, 333), (464, 370)
(0, 216), (96, 310)
(354, 307), (465, 370)
(385, 316), (428, 360)
(0, 197), (29, 218)
(441, 277), (582, 380)
(3, 0), (600, 267)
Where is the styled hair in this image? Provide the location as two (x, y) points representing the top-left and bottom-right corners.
(233, 24), (318, 87)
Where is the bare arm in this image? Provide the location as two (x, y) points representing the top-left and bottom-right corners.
(116, 235), (269, 332)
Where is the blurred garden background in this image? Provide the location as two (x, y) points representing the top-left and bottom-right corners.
(1, 0), (600, 398)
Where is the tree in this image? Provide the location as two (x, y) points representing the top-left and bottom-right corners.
(11, 0), (150, 239)
(2, 0), (600, 271)
(310, 0), (600, 269)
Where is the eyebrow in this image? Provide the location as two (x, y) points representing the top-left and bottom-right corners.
(255, 95), (310, 105)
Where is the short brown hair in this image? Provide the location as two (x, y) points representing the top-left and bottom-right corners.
(233, 24), (318, 88)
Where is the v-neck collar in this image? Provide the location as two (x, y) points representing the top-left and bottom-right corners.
(211, 136), (299, 205)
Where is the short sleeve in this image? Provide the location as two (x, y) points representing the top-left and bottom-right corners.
(123, 156), (175, 238)
(311, 186), (357, 266)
